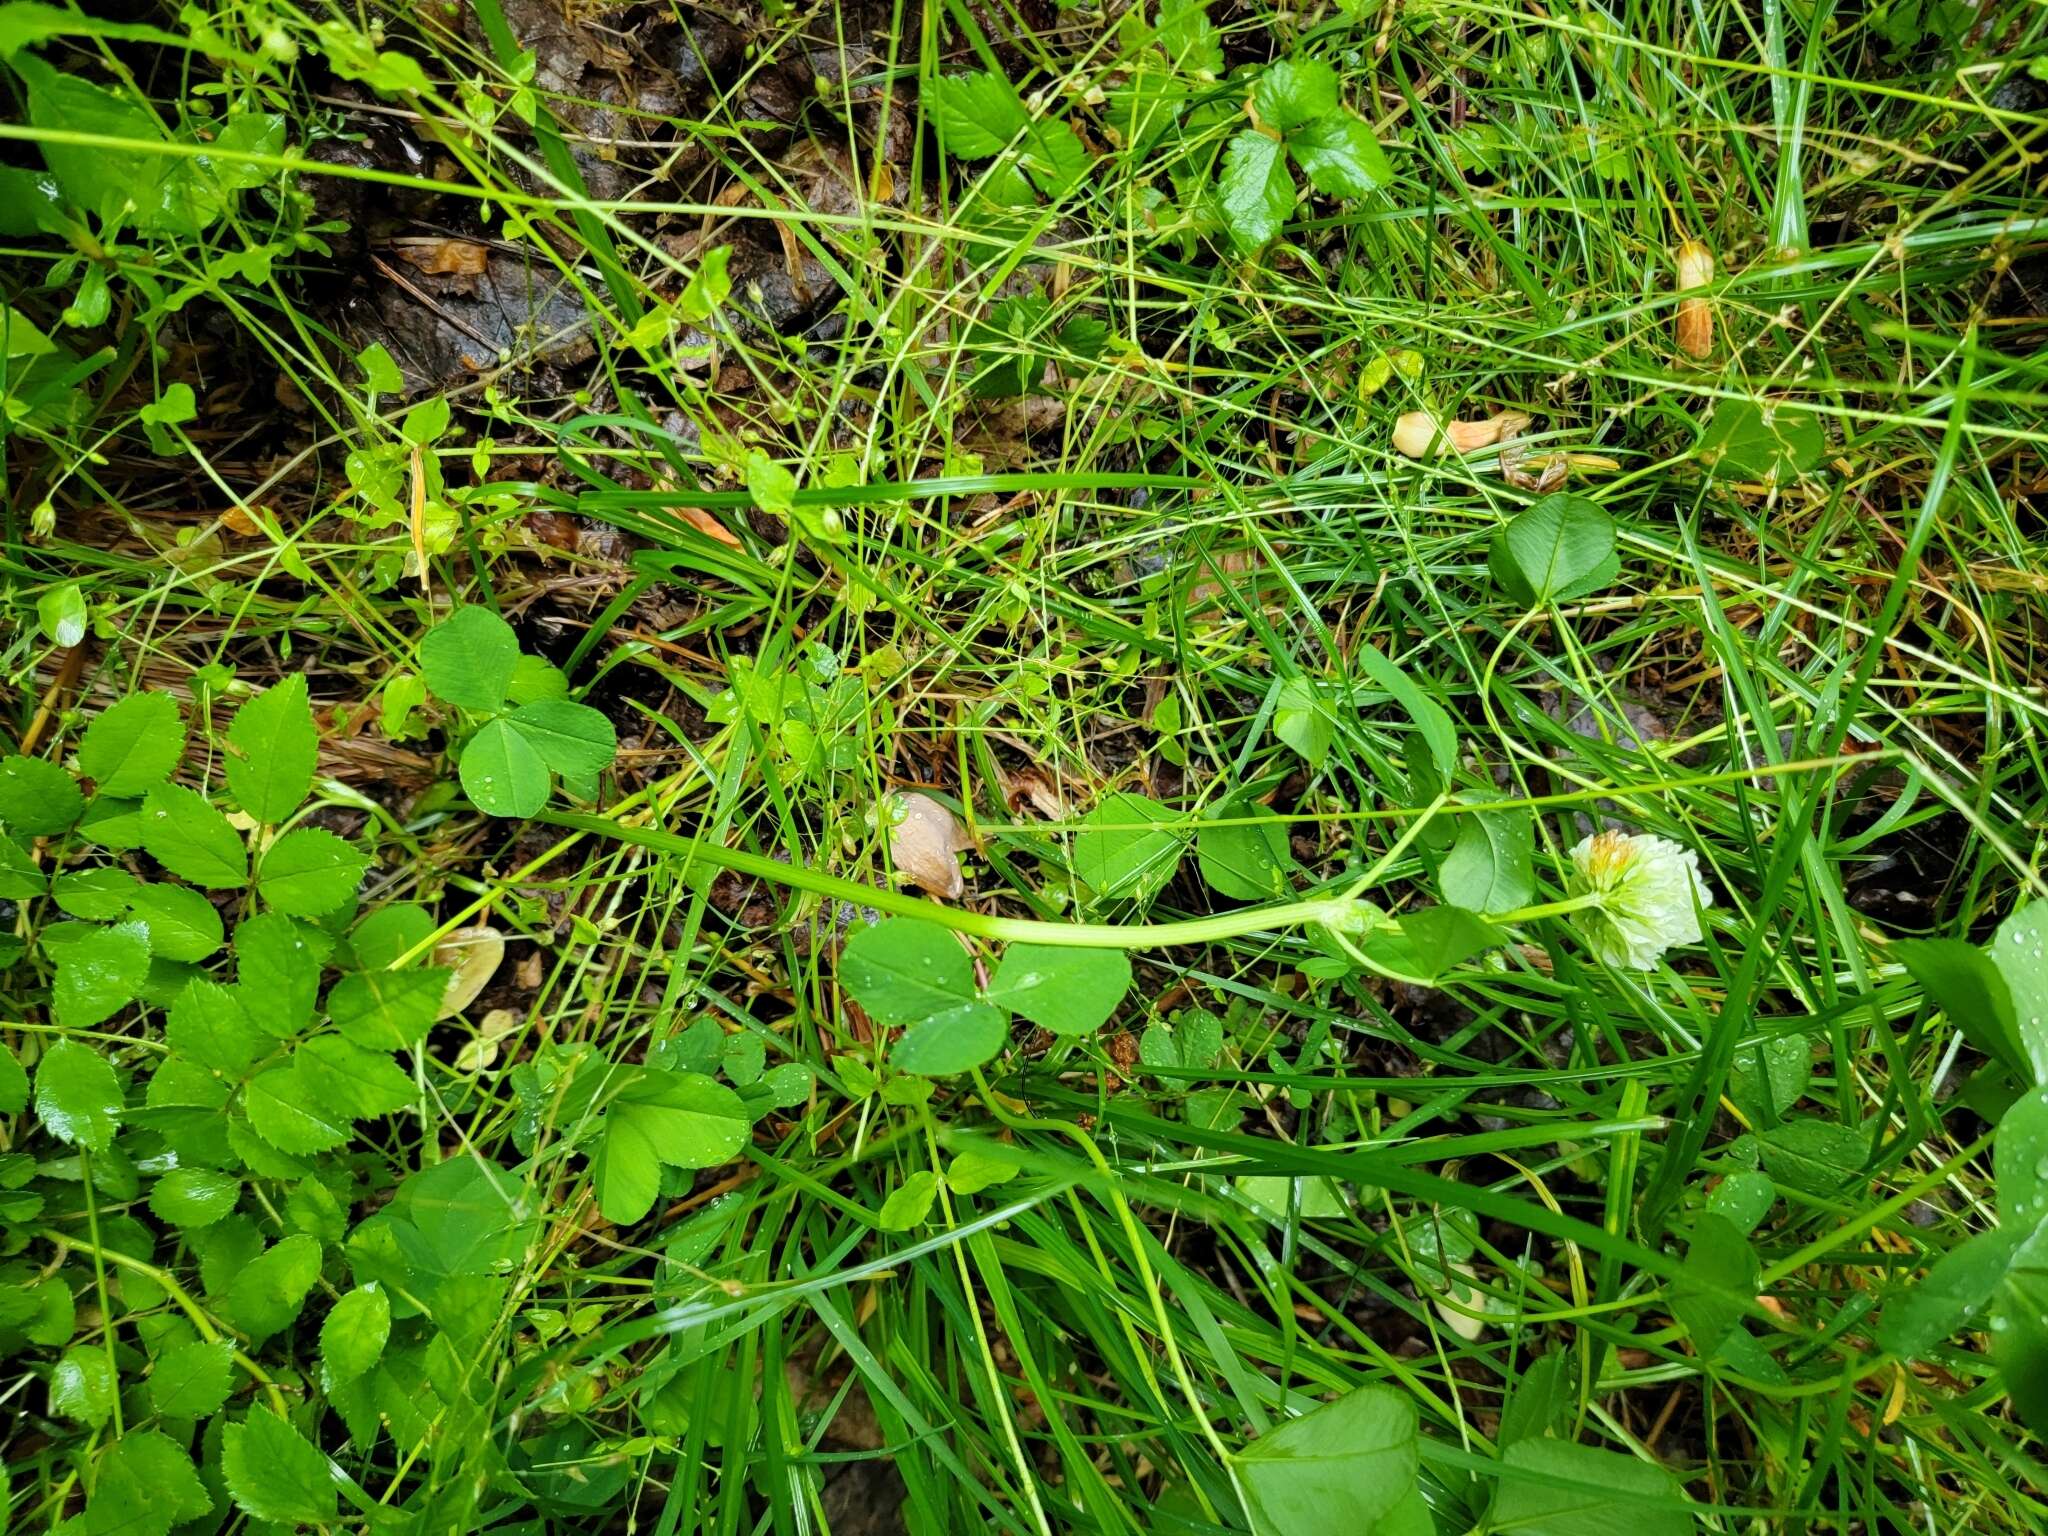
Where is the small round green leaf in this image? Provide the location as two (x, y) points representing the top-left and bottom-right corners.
(985, 944), (1130, 1037)
(1488, 493), (1617, 605)
(460, 716), (550, 817)
(422, 606), (519, 712)
(504, 699), (617, 778)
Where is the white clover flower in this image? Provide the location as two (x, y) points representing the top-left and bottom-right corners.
(1567, 830), (1712, 970)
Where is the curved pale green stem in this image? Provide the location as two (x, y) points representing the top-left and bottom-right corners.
(541, 809), (1351, 950)
(542, 807), (1610, 962)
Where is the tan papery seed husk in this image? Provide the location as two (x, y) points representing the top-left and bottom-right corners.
(1675, 239), (1714, 360)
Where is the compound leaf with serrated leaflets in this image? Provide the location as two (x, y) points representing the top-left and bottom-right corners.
(321, 1285), (391, 1386)
(125, 881), (225, 962)
(1290, 111), (1391, 199)
(224, 1233), (321, 1344)
(1252, 57), (1337, 132)
(148, 1336), (234, 1419)
(91, 1428), (212, 1535)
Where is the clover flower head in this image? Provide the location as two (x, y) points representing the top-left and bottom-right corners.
(1567, 830), (1711, 970)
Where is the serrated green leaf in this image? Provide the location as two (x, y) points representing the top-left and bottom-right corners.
(149, 1167), (241, 1227)
(1290, 110), (1391, 199)
(125, 882), (225, 962)
(322, 1286), (391, 1386)
(0, 753), (85, 834)
(258, 826), (368, 917)
(295, 1035), (414, 1118)
(141, 783), (248, 887)
(460, 715), (551, 817)
(1218, 130), (1293, 251)
(326, 965), (448, 1050)
(985, 944), (1130, 1036)
(52, 865), (139, 919)
(421, 606), (519, 711)
(50, 1343), (116, 1426)
(224, 1234), (322, 1344)
(504, 699), (617, 778)
(92, 1429), (213, 1536)
(166, 979), (267, 1077)
(1017, 118), (1091, 198)
(52, 913), (150, 1036)
(0, 1041), (25, 1114)
(927, 69), (1028, 157)
(78, 794), (146, 850)
(234, 911), (326, 1036)
(78, 692), (185, 797)
(0, 833), (44, 899)
(226, 675), (319, 822)
(35, 1036), (123, 1150)
(148, 1336), (235, 1419)
(244, 1068), (351, 1154)
(1252, 58), (1337, 132)
(221, 1405), (338, 1524)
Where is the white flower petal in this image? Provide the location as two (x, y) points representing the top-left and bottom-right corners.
(1567, 831), (1711, 970)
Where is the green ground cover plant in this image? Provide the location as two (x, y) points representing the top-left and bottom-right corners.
(2, 0), (2047, 1530)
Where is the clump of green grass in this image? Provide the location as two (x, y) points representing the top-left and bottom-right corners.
(3, 0), (2047, 1530)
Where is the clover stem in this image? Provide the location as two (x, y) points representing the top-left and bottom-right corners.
(542, 810), (1355, 951)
